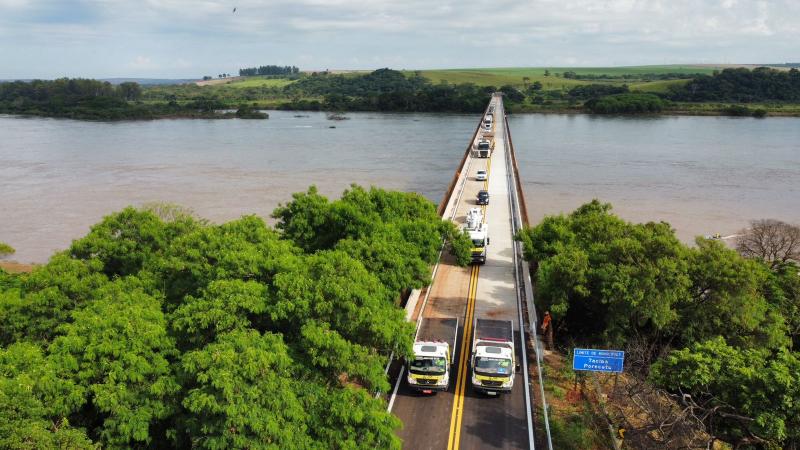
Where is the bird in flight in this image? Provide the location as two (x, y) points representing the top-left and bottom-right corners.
(232, 7), (237, 13)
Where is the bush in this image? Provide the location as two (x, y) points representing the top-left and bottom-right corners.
(235, 104), (268, 119)
(567, 84), (629, 100)
(0, 242), (14, 258)
(721, 104), (752, 116)
(584, 93), (665, 114)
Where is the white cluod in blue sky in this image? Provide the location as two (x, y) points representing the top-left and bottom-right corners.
(0, 0), (798, 78)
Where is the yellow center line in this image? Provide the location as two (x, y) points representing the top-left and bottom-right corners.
(449, 109), (493, 449)
(453, 266), (477, 450)
(448, 263), (479, 450)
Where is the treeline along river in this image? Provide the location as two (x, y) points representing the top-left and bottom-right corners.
(1, 111), (799, 263)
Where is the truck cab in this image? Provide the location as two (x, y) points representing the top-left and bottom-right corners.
(467, 226), (489, 264)
(407, 343), (450, 392)
(406, 318), (458, 393)
(476, 139), (491, 158)
(464, 208), (489, 264)
(471, 319), (516, 395)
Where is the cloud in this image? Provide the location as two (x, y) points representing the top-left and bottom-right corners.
(0, 0), (798, 78)
(128, 56), (158, 70)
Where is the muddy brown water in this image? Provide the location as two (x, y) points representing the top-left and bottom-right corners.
(1, 111), (798, 263)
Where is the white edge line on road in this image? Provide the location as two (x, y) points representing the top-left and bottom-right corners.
(502, 104), (536, 450)
(387, 366), (404, 412)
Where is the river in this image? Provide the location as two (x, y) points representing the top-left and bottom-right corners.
(1, 111), (798, 263)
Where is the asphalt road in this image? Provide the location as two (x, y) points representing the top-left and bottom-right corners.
(392, 96), (532, 450)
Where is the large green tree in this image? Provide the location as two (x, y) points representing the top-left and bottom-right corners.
(650, 337), (800, 447)
(518, 200), (690, 346)
(179, 330), (310, 449)
(47, 278), (180, 446)
(0, 343), (94, 450)
(0, 185), (454, 448)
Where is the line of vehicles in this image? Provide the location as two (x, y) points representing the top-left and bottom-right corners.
(406, 317), (517, 396)
(406, 101), (518, 397)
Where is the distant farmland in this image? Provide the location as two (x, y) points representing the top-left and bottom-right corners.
(403, 65), (722, 92)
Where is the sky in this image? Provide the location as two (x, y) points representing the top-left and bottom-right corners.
(0, 0), (798, 79)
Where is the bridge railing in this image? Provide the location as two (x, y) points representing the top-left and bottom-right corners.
(504, 108), (554, 450)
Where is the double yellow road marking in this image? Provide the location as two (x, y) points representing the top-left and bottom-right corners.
(448, 113), (494, 449)
(447, 264), (479, 450)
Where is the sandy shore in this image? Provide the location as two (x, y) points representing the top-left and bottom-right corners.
(0, 261), (37, 273)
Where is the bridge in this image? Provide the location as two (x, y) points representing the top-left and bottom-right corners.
(387, 95), (551, 449)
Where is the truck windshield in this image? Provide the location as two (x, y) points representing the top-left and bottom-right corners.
(409, 356), (447, 375)
(474, 357), (512, 376)
(472, 239), (485, 247)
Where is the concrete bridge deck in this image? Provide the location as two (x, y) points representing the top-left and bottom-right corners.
(390, 95), (537, 450)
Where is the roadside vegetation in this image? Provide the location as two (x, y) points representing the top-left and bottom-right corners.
(3, 66), (799, 120)
(0, 186), (471, 449)
(518, 201), (800, 449)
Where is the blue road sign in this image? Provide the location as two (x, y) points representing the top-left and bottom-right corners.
(572, 348), (624, 373)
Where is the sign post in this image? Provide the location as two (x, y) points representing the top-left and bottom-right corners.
(573, 348), (625, 450)
(572, 349), (625, 373)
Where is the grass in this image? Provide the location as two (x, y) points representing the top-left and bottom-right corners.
(410, 69), (587, 90)
(224, 77), (297, 88)
(533, 352), (609, 450)
(629, 78), (691, 92)
(404, 65), (722, 92)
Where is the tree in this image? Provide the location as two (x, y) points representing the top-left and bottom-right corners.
(298, 381), (402, 449)
(517, 200), (690, 347)
(650, 337), (800, 448)
(736, 219), (800, 269)
(584, 93), (665, 114)
(179, 330), (311, 449)
(170, 279), (270, 348)
(532, 81), (543, 91)
(499, 85), (525, 103)
(0, 255), (108, 345)
(156, 214), (298, 309)
(0, 343), (95, 450)
(0, 185), (454, 448)
(70, 206), (199, 278)
(674, 238), (788, 350)
(117, 82), (142, 101)
(0, 241), (14, 258)
(544, 69), (551, 77)
(273, 184), (469, 272)
(763, 262), (800, 348)
(48, 278), (180, 447)
(270, 250), (413, 391)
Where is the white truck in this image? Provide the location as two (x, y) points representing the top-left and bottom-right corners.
(464, 208), (489, 264)
(475, 138), (492, 158)
(406, 317), (459, 393)
(470, 319), (517, 395)
(483, 114), (493, 130)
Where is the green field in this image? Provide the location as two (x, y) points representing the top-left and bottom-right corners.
(214, 65), (719, 93)
(628, 78), (691, 92)
(224, 77), (297, 88)
(404, 65), (721, 92)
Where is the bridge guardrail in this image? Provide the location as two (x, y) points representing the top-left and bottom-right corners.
(504, 110), (554, 450)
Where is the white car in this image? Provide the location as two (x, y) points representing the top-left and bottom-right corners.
(476, 170), (487, 181)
